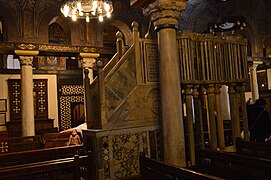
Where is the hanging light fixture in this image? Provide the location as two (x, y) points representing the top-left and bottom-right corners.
(60, 0), (113, 22)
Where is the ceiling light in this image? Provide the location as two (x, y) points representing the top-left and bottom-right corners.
(60, 0), (113, 22)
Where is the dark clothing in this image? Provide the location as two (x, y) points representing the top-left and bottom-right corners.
(247, 105), (271, 142)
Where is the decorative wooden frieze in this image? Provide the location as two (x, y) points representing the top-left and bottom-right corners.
(0, 42), (116, 56)
(16, 43), (37, 50)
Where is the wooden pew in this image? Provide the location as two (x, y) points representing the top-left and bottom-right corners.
(195, 148), (271, 179)
(0, 133), (71, 153)
(140, 153), (223, 180)
(0, 153), (93, 180)
(0, 145), (84, 168)
(41, 133), (70, 148)
(236, 138), (271, 159)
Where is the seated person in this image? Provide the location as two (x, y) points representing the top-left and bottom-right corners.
(60, 122), (87, 142)
(68, 129), (81, 145)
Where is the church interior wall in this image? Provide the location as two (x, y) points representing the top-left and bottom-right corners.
(0, 74), (58, 128)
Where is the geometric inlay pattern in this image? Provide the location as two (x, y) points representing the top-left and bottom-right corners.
(8, 79), (48, 120)
(102, 136), (110, 179)
(145, 43), (159, 82)
(59, 96), (84, 130)
(12, 81), (21, 114)
(61, 85), (84, 95)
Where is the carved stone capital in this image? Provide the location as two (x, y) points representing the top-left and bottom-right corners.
(19, 56), (33, 66)
(143, 0), (186, 31)
(80, 52), (100, 69)
(80, 58), (96, 69)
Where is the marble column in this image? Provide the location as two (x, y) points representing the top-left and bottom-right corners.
(80, 53), (100, 129)
(193, 85), (204, 149)
(214, 84), (225, 149)
(206, 84), (218, 151)
(184, 85), (195, 165)
(238, 83), (249, 141)
(220, 85), (231, 120)
(15, 50), (39, 137)
(249, 61), (262, 102)
(144, 0), (186, 166)
(228, 84), (240, 148)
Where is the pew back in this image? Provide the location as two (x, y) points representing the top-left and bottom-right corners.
(236, 138), (271, 159)
(0, 145), (84, 168)
(140, 153), (223, 180)
(0, 153), (93, 180)
(0, 133), (70, 153)
(196, 148), (271, 179)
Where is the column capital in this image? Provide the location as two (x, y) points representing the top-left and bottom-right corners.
(18, 56), (34, 66)
(192, 85), (199, 98)
(143, 0), (186, 31)
(206, 84), (215, 94)
(184, 85), (193, 95)
(80, 53), (100, 69)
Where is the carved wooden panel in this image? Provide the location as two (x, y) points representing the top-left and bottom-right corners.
(8, 79), (48, 120)
(143, 42), (159, 82)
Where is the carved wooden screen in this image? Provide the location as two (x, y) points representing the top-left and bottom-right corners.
(8, 79), (48, 121)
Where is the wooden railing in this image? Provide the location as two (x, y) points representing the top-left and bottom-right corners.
(0, 145), (84, 168)
(0, 152), (93, 180)
(0, 133), (71, 154)
(236, 138), (271, 159)
(195, 148), (271, 179)
(140, 153), (223, 180)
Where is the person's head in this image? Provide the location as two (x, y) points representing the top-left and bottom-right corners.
(247, 98), (253, 105)
(72, 129), (77, 136)
(254, 98), (266, 108)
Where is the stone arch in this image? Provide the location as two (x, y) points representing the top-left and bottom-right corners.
(0, 3), (20, 41)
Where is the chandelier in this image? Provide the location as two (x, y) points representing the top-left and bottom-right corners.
(60, 0), (113, 22)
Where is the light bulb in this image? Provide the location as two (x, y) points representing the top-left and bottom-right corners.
(72, 8), (76, 15)
(63, 5), (69, 17)
(106, 12), (111, 18)
(98, 15), (103, 22)
(92, 1), (98, 9)
(79, 11), (83, 16)
(86, 16), (90, 22)
(72, 14), (77, 21)
(104, 3), (110, 12)
(77, 2), (82, 10)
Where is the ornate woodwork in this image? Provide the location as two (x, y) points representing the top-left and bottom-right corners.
(7, 79), (51, 137)
(8, 79), (48, 120)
